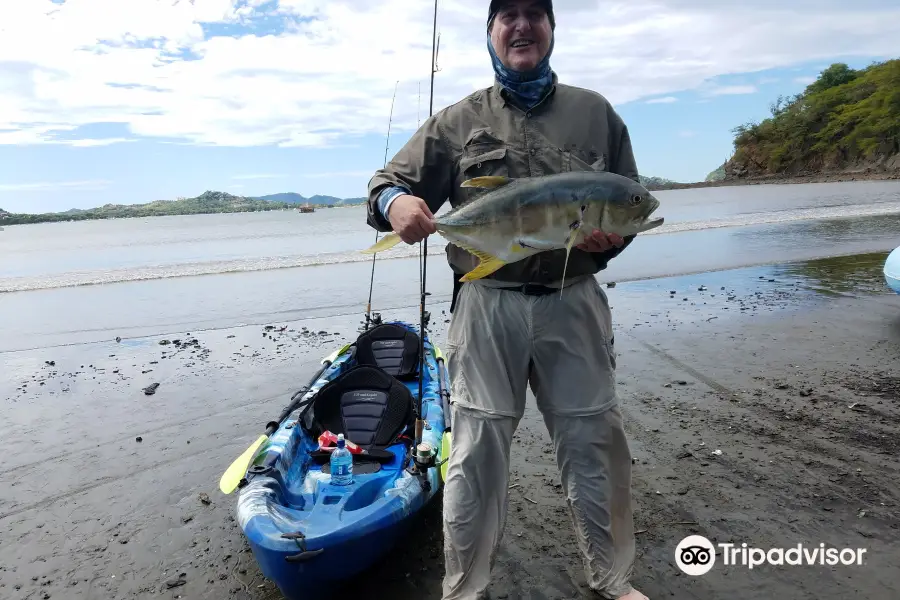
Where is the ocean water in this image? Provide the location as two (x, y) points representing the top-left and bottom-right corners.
(1, 180), (899, 352)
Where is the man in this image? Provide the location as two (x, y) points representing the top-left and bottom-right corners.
(365, 1), (646, 599)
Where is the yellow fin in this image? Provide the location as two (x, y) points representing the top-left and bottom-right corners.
(361, 232), (402, 254)
(459, 250), (507, 282)
(460, 176), (511, 189)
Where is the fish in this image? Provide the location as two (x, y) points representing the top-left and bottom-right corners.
(362, 170), (664, 292)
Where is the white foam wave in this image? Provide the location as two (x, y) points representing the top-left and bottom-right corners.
(647, 201), (900, 235)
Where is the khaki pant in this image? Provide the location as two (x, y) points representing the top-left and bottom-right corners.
(441, 277), (637, 600)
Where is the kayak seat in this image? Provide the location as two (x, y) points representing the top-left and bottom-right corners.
(354, 323), (421, 381)
(310, 364), (416, 453)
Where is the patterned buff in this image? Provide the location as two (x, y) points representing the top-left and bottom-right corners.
(486, 0), (556, 109)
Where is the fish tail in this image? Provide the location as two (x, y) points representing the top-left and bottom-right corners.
(361, 232), (402, 254)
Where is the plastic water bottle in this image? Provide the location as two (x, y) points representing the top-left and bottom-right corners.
(330, 434), (353, 485)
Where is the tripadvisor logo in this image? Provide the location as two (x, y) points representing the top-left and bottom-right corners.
(676, 535), (716, 576)
(675, 535), (868, 575)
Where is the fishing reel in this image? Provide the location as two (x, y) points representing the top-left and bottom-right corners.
(408, 438), (438, 492)
(413, 441), (436, 471)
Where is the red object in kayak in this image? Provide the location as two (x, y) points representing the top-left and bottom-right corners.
(317, 430), (363, 454)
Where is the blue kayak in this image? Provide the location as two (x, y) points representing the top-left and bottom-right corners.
(232, 319), (449, 599)
(886, 246), (900, 294)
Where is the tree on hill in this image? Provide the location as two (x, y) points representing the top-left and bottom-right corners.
(805, 63), (858, 95)
(726, 59), (900, 178)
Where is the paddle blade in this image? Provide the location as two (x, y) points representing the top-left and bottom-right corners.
(440, 431), (452, 482)
(322, 343), (350, 365)
(220, 434), (267, 494)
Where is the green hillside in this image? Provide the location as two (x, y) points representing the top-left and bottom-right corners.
(705, 164), (726, 182)
(0, 191), (368, 225)
(725, 59), (900, 178)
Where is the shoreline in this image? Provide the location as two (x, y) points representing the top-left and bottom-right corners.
(647, 168), (900, 191)
(0, 202), (367, 227)
(1, 252), (899, 599)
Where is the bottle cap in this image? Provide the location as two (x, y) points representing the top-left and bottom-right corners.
(337, 433), (345, 448)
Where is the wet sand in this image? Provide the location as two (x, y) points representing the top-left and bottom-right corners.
(1, 252), (899, 599)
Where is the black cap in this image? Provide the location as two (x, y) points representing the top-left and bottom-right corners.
(488, 0), (555, 30)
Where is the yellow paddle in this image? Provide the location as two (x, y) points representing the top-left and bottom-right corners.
(440, 431), (452, 482)
(432, 343), (452, 483)
(219, 434), (268, 494)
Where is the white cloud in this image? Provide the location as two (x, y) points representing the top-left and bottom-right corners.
(646, 96), (678, 104)
(67, 138), (135, 147)
(1, 0), (898, 148)
(0, 179), (112, 192)
(706, 85), (759, 96)
(794, 76), (818, 85)
(678, 130), (698, 138)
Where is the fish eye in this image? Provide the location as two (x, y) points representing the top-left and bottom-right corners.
(630, 194), (643, 206)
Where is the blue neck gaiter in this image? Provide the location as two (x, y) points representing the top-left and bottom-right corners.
(487, 32), (555, 109)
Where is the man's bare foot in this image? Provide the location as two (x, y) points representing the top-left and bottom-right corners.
(616, 590), (649, 600)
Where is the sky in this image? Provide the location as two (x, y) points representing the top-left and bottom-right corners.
(0, 0), (898, 214)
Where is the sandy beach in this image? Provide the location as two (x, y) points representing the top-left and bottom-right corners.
(2, 249), (899, 600)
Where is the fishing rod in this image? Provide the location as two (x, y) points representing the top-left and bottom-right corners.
(413, 0), (440, 456)
(363, 80), (400, 332)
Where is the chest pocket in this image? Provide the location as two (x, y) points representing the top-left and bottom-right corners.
(457, 146), (508, 202)
(459, 146), (508, 178)
(560, 144), (607, 173)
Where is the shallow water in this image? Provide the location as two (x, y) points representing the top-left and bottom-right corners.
(1, 181), (899, 353)
(2, 180), (899, 292)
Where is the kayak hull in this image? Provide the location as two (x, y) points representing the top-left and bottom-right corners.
(886, 247), (900, 294)
(233, 320), (447, 599)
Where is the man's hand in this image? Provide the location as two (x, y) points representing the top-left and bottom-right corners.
(388, 194), (437, 244)
(576, 229), (624, 253)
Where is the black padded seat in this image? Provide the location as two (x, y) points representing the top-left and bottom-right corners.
(354, 323), (421, 380)
(310, 365), (416, 451)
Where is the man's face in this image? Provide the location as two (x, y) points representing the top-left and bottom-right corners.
(489, 0), (552, 72)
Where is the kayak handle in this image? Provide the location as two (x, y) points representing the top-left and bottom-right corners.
(285, 548), (325, 562)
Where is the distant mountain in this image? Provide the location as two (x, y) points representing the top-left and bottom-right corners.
(256, 192), (307, 204)
(0, 190), (372, 226)
(1, 191), (296, 225)
(254, 193), (366, 206)
(309, 194), (367, 206)
(639, 175), (682, 190)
